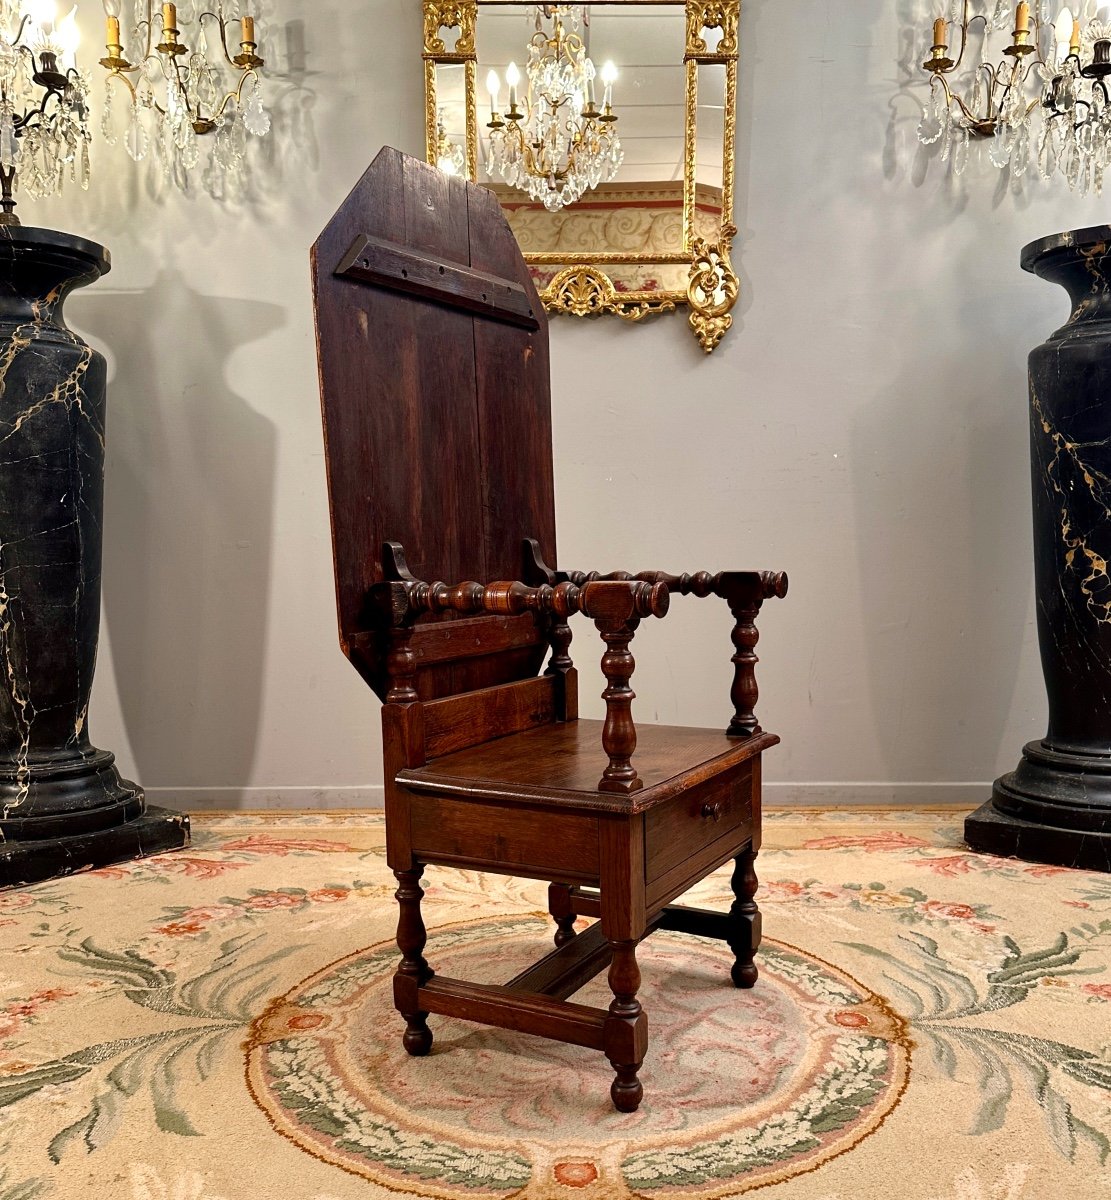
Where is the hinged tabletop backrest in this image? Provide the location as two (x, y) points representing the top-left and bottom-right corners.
(312, 146), (557, 702)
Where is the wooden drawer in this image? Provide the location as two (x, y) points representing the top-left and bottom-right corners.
(409, 794), (600, 883)
(644, 763), (754, 907)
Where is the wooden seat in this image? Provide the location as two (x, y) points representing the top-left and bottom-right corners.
(312, 146), (788, 1112)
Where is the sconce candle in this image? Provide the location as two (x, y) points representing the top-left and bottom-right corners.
(506, 61), (519, 111)
(601, 60), (617, 109)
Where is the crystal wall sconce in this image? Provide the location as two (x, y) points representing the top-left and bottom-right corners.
(0, 1), (90, 222)
(98, 0), (268, 191)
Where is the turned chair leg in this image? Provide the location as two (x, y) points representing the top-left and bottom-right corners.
(728, 846), (761, 989)
(393, 866), (434, 1055)
(604, 938), (647, 1112)
(548, 882), (578, 947)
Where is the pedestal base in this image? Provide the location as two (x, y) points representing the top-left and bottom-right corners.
(964, 740), (1111, 872)
(0, 806), (190, 888)
(965, 792), (1111, 873)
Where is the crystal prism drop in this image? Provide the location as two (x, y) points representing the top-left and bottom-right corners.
(181, 119), (199, 169)
(952, 127), (970, 175)
(971, 71), (985, 118)
(918, 107), (942, 146)
(1065, 135), (1081, 188)
(101, 84), (117, 146)
(242, 83), (270, 137)
(1011, 122), (1030, 176)
(988, 125), (1012, 168)
(1038, 123), (1058, 179)
(126, 104), (149, 161)
(79, 137), (90, 189)
(0, 108), (17, 171)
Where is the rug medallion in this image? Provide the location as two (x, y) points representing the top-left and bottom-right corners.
(244, 916), (911, 1199)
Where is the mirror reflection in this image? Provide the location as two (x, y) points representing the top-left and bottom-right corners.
(424, 1), (740, 350)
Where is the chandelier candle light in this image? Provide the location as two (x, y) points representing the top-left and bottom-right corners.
(98, 0), (267, 187)
(920, 0), (1111, 192)
(0, 0), (90, 223)
(434, 106), (465, 176)
(485, 3), (622, 211)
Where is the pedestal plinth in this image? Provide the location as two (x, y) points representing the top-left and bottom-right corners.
(0, 227), (188, 887)
(966, 227), (1111, 872)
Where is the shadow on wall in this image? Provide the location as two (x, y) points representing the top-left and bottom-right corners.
(850, 342), (1032, 781)
(69, 270), (283, 799)
(850, 0), (1037, 781)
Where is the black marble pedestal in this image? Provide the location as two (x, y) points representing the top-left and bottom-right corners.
(0, 227), (188, 887)
(966, 227), (1111, 872)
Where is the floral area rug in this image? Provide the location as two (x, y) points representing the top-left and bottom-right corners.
(1, 809), (1109, 1200)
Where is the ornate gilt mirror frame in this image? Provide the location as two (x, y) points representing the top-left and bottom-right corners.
(421, 0), (740, 352)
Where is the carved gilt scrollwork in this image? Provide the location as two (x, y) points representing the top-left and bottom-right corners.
(687, 229), (739, 353)
(422, 0), (476, 58)
(685, 0), (740, 59)
(544, 267), (678, 322)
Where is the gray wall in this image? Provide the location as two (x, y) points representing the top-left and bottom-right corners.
(33, 1), (1111, 808)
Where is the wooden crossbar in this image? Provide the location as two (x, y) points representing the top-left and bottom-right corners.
(419, 976), (607, 1049)
(335, 234), (539, 329)
(505, 912), (669, 1001)
(565, 891), (735, 944)
(504, 921), (612, 1000)
(656, 902), (733, 940)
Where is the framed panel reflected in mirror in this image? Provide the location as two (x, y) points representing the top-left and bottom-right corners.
(422, 0), (741, 352)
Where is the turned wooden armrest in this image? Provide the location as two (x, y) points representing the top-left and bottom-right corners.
(372, 543), (669, 728)
(522, 539), (788, 740)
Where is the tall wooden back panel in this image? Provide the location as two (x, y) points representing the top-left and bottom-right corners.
(311, 146), (557, 702)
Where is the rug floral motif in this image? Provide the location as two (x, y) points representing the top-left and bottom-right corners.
(0, 810), (1109, 1200)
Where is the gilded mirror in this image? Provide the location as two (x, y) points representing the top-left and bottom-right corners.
(422, 0), (741, 352)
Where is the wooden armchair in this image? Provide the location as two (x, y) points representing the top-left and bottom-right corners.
(312, 147), (788, 1113)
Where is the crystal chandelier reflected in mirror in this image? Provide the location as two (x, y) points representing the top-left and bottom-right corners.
(0, 0), (90, 223)
(434, 106), (464, 176)
(484, 3), (622, 212)
(98, 0), (267, 193)
(919, 0), (1111, 194)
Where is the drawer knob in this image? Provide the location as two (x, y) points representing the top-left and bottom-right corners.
(701, 801), (724, 821)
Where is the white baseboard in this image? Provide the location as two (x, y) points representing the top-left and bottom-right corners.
(146, 783), (988, 812)
(144, 786), (387, 811)
(763, 782), (986, 807)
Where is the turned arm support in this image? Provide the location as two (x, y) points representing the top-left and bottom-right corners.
(579, 579), (670, 794)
